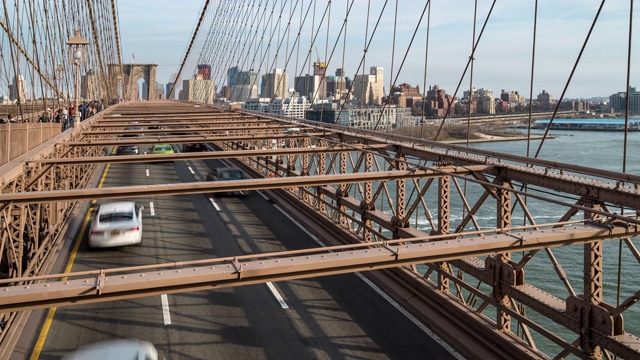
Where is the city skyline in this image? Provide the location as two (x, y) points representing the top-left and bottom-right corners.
(117, 0), (639, 100)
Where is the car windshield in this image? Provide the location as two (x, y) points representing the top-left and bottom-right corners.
(221, 170), (243, 180)
(155, 145), (171, 151)
(99, 212), (133, 222)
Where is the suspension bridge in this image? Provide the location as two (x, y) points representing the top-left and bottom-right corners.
(1, 1), (639, 359)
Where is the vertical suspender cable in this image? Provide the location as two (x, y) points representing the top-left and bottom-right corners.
(526, 1), (538, 158)
(466, 0), (477, 148)
(420, 1), (430, 139)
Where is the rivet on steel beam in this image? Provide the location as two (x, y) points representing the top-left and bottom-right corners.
(44, 284), (49, 287)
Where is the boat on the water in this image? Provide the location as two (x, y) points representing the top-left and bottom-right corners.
(533, 119), (640, 131)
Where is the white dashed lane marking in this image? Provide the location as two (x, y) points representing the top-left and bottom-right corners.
(209, 197), (220, 211)
(266, 282), (289, 309)
(161, 294), (171, 325)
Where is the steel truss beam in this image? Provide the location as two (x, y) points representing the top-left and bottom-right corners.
(1, 224), (635, 311)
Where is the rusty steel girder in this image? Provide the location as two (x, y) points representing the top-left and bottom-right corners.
(2, 101), (640, 359)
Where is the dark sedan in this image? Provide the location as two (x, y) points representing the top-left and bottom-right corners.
(182, 143), (208, 152)
(116, 145), (139, 155)
(206, 167), (248, 196)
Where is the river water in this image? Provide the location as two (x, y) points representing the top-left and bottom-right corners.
(467, 129), (640, 355)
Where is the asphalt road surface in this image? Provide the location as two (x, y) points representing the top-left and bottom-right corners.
(31, 146), (461, 360)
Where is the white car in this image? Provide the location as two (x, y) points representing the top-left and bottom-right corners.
(89, 201), (143, 248)
(62, 338), (157, 360)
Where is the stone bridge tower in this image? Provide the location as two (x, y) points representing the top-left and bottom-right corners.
(109, 64), (157, 101)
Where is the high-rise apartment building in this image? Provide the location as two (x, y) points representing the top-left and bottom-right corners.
(261, 68), (289, 99)
(610, 87), (640, 115)
(500, 89), (525, 103)
(537, 90), (553, 110)
(10, 75), (27, 102)
(181, 74), (215, 104)
(141, 82), (149, 100)
(424, 85), (456, 117)
(477, 88), (495, 114)
(227, 66), (240, 87)
(156, 83), (165, 99)
(353, 66), (384, 106)
(229, 69), (259, 102)
(166, 83), (174, 99)
(294, 75), (325, 101)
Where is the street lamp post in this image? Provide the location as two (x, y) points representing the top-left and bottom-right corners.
(66, 30), (89, 128)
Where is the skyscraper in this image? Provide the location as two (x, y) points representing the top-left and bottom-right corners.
(261, 68), (289, 99)
(353, 66), (384, 106)
(197, 64), (211, 80)
(181, 74), (215, 104)
(10, 75), (27, 102)
(227, 66), (240, 87)
(156, 83), (165, 99)
(229, 69), (258, 102)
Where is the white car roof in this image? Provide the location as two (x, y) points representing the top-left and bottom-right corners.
(98, 201), (136, 215)
(63, 339), (157, 360)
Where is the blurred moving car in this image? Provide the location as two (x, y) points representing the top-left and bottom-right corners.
(151, 144), (174, 155)
(182, 143), (208, 152)
(148, 121), (163, 130)
(123, 126), (143, 137)
(89, 201), (143, 248)
(62, 338), (157, 360)
(116, 145), (139, 155)
(206, 167), (248, 196)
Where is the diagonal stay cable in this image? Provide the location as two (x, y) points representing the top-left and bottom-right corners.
(533, 0), (605, 158)
(433, 0), (496, 141)
(169, 0), (212, 100)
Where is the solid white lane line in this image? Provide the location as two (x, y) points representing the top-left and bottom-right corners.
(257, 190), (269, 201)
(273, 204), (322, 245)
(355, 274), (465, 359)
(160, 294), (171, 325)
(274, 205), (463, 358)
(146, 169), (150, 177)
(209, 197), (221, 211)
(149, 202), (155, 216)
(266, 282), (289, 309)
(188, 166), (195, 175)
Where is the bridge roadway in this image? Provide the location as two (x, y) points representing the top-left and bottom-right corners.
(24, 144), (459, 359)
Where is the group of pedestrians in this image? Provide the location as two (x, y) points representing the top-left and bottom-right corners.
(36, 100), (108, 130)
(2, 100), (109, 128)
(0, 113), (17, 124)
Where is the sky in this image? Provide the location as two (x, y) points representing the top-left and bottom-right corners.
(117, 0), (639, 100)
